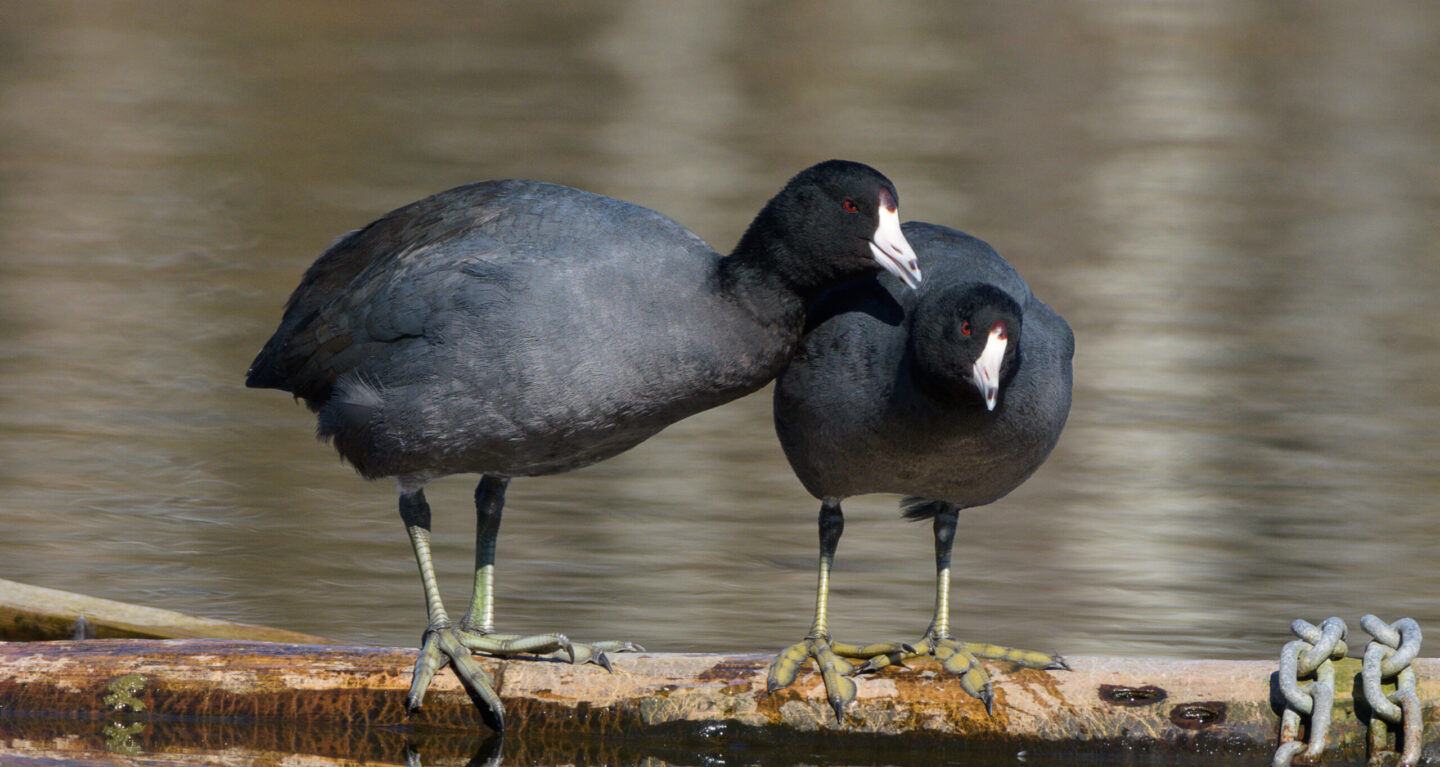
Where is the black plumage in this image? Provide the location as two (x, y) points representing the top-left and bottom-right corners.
(767, 221), (1072, 719)
(246, 161), (921, 730)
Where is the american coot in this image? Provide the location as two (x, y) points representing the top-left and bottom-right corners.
(246, 160), (922, 730)
(768, 222), (1072, 719)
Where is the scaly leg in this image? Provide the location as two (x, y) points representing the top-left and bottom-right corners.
(854, 503), (1068, 713)
(402, 476), (642, 732)
(400, 486), (506, 730)
(453, 476), (642, 667)
(767, 499), (876, 720)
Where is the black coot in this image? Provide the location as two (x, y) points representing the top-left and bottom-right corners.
(246, 161), (921, 730)
(768, 222), (1072, 719)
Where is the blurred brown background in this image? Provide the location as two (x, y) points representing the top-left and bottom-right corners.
(1, 0), (1437, 659)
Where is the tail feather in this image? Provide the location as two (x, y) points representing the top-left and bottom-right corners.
(900, 497), (958, 520)
(244, 348), (289, 390)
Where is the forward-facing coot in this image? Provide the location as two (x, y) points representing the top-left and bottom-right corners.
(246, 161), (921, 730)
(768, 222), (1072, 719)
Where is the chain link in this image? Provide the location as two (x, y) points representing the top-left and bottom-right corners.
(1272, 615), (1426, 767)
(1273, 617), (1348, 767)
(1360, 615), (1422, 767)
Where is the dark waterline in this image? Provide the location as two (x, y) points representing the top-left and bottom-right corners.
(0, 711), (1267, 767)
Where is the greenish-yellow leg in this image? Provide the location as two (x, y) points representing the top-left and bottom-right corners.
(853, 504), (1069, 714)
(453, 476), (642, 666)
(403, 476), (642, 732)
(767, 500), (863, 720)
(400, 486), (506, 730)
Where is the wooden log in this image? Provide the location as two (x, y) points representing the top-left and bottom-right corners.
(0, 638), (1430, 763)
(0, 578), (335, 644)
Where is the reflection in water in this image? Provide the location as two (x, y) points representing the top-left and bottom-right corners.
(1, 0), (1439, 690)
(0, 713), (1250, 767)
(1074, 1), (1283, 653)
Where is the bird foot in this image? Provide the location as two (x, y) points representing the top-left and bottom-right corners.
(852, 632), (1069, 715)
(452, 626), (644, 671)
(407, 623), (644, 731)
(564, 639), (646, 671)
(766, 634), (865, 721)
(407, 623), (505, 730)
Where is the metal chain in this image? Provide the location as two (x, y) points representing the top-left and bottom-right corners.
(1360, 614), (1423, 767)
(1273, 617), (1348, 767)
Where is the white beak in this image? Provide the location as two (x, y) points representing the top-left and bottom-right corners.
(868, 204), (921, 289)
(970, 326), (1008, 411)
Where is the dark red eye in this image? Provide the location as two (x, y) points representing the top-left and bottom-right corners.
(841, 199), (859, 213)
(960, 321), (972, 336)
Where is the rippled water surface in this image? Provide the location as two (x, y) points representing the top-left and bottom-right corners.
(3, 0), (1439, 725)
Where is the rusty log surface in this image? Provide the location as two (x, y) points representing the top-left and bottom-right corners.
(0, 578), (335, 644)
(1, 638), (1434, 764)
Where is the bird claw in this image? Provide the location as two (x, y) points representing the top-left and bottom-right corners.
(588, 639), (647, 654)
(567, 643), (607, 669)
(814, 640), (858, 719)
(406, 639), (443, 713)
(407, 623), (642, 730)
(956, 639), (1069, 672)
(860, 632), (1065, 715)
(452, 629), (639, 670)
(766, 636), (858, 721)
(853, 651), (909, 674)
(454, 629), (572, 659)
(407, 624), (504, 731)
(766, 641), (810, 693)
(932, 637), (993, 712)
(561, 639), (642, 671)
(767, 630), (1063, 721)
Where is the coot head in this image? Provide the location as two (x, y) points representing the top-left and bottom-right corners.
(910, 283), (1023, 411)
(737, 160), (921, 293)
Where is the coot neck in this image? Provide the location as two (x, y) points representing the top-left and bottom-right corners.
(716, 219), (816, 333)
(902, 341), (981, 414)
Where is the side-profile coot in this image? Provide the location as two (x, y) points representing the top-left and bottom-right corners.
(246, 161), (921, 730)
(768, 222), (1072, 719)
